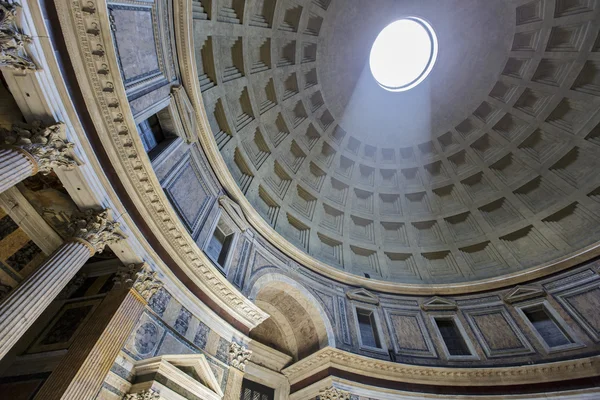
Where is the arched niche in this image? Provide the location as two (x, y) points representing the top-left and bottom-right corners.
(248, 272), (335, 360)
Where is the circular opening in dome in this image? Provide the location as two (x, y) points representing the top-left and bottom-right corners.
(369, 17), (438, 92)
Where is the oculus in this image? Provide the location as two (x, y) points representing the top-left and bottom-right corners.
(369, 17), (438, 92)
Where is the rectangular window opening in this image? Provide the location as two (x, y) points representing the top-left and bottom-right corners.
(357, 308), (381, 349)
(523, 306), (571, 348)
(206, 222), (234, 270)
(435, 318), (471, 356)
(241, 379), (274, 400)
(137, 111), (178, 159)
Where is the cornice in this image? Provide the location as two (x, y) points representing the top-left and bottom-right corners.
(54, 0), (267, 329)
(282, 347), (600, 387)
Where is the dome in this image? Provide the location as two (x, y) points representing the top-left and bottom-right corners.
(202, 0), (600, 287)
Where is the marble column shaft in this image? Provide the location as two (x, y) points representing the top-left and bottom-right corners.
(0, 147), (36, 193)
(0, 238), (93, 359)
(33, 288), (146, 400)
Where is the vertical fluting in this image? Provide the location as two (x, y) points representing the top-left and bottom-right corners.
(224, 367), (245, 400)
(0, 239), (93, 359)
(33, 290), (145, 400)
(0, 147), (36, 193)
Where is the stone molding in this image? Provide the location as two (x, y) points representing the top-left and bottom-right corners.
(0, 121), (78, 174)
(282, 347), (600, 387)
(229, 342), (252, 372)
(54, 0), (267, 329)
(124, 389), (161, 400)
(318, 387), (351, 400)
(0, 1), (35, 70)
(57, 208), (125, 254)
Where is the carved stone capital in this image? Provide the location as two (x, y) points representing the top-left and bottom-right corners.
(318, 387), (351, 400)
(65, 209), (125, 254)
(229, 342), (252, 371)
(131, 264), (163, 301)
(0, 2), (36, 70)
(0, 122), (77, 174)
(124, 389), (161, 400)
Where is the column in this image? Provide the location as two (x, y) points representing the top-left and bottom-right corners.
(224, 343), (252, 400)
(34, 264), (163, 400)
(0, 209), (123, 359)
(0, 122), (77, 193)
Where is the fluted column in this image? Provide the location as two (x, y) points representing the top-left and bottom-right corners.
(0, 209), (123, 360)
(34, 264), (163, 400)
(224, 343), (252, 400)
(0, 122), (77, 193)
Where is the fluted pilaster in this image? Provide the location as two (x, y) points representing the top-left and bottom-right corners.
(33, 264), (163, 400)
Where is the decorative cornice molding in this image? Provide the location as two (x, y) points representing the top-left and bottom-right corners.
(282, 347), (600, 387)
(421, 296), (457, 311)
(503, 285), (546, 304)
(0, 1), (35, 70)
(345, 288), (379, 305)
(56, 208), (125, 254)
(124, 389), (161, 400)
(54, 0), (267, 329)
(229, 342), (252, 372)
(0, 121), (78, 174)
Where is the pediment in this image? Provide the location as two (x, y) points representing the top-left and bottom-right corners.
(346, 288), (379, 305)
(132, 354), (223, 400)
(503, 285), (545, 304)
(219, 195), (250, 231)
(421, 296), (457, 311)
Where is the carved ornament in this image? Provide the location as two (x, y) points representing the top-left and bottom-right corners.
(124, 389), (161, 400)
(229, 342), (252, 371)
(64, 208), (125, 254)
(318, 387), (351, 400)
(0, 1), (35, 70)
(0, 122), (78, 174)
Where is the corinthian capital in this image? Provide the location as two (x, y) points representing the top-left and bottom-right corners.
(115, 263), (163, 301)
(229, 342), (252, 371)
(124, 389), (161, 400)
(66, 209), (125, 254)
(0, 121), (77, 174)
(318, 387), (351, 400)
(0, 2), (36, 70)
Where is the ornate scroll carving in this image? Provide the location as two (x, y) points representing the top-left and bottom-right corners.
(0, 122), (77, 174)
(229, 342), (252, 371)
(318, 387), (351, 400)
(64, 208), (125, 253)
(0, 1), (35, 70)
(124, 389), (161, 400)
